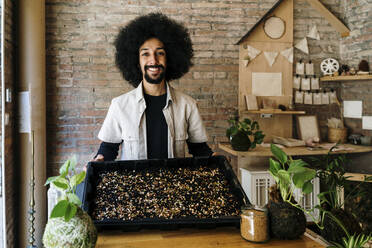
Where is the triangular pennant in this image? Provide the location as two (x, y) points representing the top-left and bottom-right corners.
(243, 59), (249, 67)
(246, 45), (261, 61)
(263, 51), (279, 67)
(295, 37), (309, 54)
(280, 47), (293, 64)
(307, 25), (320, 40)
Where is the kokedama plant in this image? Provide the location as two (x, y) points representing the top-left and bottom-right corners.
(268, 144), (317, 239)
(226, 117), (265, 151)
(42, 157), (97, 248)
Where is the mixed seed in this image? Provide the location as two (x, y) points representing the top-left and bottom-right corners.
(92, 165), (241, 221)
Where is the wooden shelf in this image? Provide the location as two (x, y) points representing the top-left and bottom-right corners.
(218, 142), (372, 157)
(320, 74), (372, 82)
(240, 109), (306, 115)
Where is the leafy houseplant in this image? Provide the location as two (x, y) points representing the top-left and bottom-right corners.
(268, 144), (317, 239)
(226, 118), (265, 151)
(269, 144), (371, 246)
(310, 151), (365, 244)
(42, 157), (97, 248)
(328, 233), (371, 248)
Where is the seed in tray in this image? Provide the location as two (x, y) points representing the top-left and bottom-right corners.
(92, 165), (241, 221)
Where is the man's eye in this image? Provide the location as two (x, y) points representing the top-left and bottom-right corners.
(141, 53), (149, 56)
(158, 51), (165, 56)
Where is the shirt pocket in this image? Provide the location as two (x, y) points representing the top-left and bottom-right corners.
(174, 132), (188, 158)
(121, 133), (139, 160)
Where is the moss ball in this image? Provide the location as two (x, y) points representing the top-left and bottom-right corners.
(43, 208), (97, 248)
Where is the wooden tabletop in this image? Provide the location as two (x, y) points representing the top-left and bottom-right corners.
(96, 227), (325, 248)
(218, 143), (372, 157)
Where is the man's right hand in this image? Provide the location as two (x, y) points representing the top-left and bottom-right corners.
(94, 154), (105, 162)
(84, 154), (105, 171)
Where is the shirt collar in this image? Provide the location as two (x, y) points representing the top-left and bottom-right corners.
(135, 81), (175, 107)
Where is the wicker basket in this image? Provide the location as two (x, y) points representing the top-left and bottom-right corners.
(328, 127), (347, 143)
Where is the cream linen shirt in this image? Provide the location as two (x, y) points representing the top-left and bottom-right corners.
(98, 82), (208, 160)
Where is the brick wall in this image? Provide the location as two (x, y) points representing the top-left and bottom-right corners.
(293, 0), (372, 140)
(45, 0), (284, 173)
(293, 0), (343, 140)
(3, 0), (18, 247)
(45, 0), (368, 174)
(340, 0), (372, 136)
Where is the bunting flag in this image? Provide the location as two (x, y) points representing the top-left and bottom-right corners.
(246, 45), (261, 60)
(307, 25), (320, 40)
(280, 47), (293, 64)
(264, 51), (279, 67)
(243, 60), (249, 67)
(295, 37), (309, 54)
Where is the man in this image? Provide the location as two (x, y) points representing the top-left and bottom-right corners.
(94, 13), (214, 161)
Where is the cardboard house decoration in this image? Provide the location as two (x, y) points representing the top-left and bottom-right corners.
(236, 0), (294, 142)
(236, 0), (349, 142)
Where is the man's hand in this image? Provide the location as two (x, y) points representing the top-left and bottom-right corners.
(94, 154), (105, 162)
(84, 154), (105, 171)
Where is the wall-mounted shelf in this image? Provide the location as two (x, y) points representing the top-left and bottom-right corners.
(218, 142), (372, 157)
(241, 109), (306, 115)
(320, 74), (372, 82)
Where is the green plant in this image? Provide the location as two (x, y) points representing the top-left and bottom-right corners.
(269, 144), (317, 202)
(270, 144), (371, 246)
(45, 156), (86, 221)
(310, 148), (350, 209)
(226, 117), (264, 149)
(328, 233), (371, 248)
(43, 157), (97, 248)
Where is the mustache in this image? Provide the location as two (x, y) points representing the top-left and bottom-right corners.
(144, 65), (165, 70)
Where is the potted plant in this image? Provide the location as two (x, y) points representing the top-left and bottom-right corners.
(268, 144), (372, 246)
(310, 151), (365, 244)
(226, 117), (265, 151)
(42, 157), (97, 248)
(268, 144), (317, 239)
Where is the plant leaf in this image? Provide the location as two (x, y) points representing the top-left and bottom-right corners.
(70, 171), (86, 188)
(292, 167), (316, 189)
(44, 176), (59, 186)
(302, 181), (313, 194)
(67, 193), (82, 206)
(270, 144), (287, 164)
(64, 202), (77, 222)
(269, 158), (281, 175)
(52, 181), (69, 191)
(69, 156), (77, 171)
(59, 159), (70, 177)
(288, 163), (307, 174)
(50, 200), (69, 218)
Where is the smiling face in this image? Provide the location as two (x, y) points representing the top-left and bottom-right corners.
(139, 38), (167, 85)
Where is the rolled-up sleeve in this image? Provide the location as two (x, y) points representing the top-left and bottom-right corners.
(186, 100), (208, 143)
(98, 99), (123, 143)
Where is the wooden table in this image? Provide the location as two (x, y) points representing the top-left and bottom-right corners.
(96, 227), (325, 248)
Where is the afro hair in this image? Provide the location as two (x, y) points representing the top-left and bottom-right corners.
(114, 13), (194, 87)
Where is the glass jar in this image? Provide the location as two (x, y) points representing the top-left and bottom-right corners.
(240, 205), (269, 243)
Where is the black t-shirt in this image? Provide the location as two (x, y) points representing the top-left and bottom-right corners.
(143, 93), (168, 159)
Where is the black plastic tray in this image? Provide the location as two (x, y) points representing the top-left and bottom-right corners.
(82, 156), (250, 230)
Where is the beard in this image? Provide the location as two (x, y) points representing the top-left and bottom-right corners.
(144, 65), (165, 84)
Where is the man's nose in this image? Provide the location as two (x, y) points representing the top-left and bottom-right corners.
(149, 53), (158, 64)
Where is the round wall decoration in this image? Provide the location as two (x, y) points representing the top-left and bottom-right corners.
(263, 16), (286, 39)
(320, 58), (339, 75)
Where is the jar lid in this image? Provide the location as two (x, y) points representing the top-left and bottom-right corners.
(241, 205), (267, 216)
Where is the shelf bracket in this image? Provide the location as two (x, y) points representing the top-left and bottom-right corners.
(260, 113), (273, 118)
